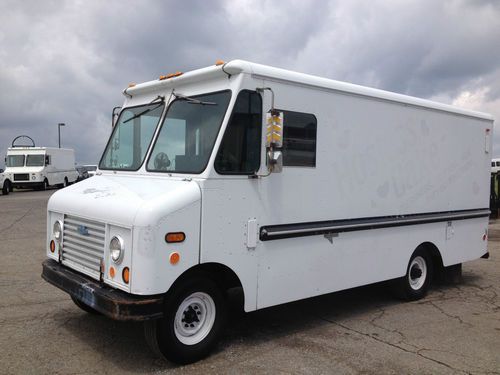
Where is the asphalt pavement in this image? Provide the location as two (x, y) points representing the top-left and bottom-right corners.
(0, 189), (499, 374)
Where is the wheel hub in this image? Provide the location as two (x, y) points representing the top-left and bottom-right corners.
(182, 305), (201, 327)
(174, 292), (216, 346)
(408, 255), (428, 291)
(410, 265), (422, 279)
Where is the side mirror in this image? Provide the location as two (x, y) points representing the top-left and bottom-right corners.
(266, 111), (283, 148)
(267, 150), (283, 173)
(265, 110), (284, 173)
(45, 155), (50, 165)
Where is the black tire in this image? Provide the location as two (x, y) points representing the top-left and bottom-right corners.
(2, 180), (10, 195)
(71, 296), (101, 315)
(60, 177), (68, 189)
(42, 179), (49, 191)
(395, 247), (433, 301)
(144, 277), (226, 364)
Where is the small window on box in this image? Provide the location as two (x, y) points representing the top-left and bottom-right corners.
(280, 110), (317, 167)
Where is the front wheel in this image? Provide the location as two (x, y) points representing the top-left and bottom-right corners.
(395, 248), (433, 301)
(144, 278), (226, 364)
(2, 180), (10, 195)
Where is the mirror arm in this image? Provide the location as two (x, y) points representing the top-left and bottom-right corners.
(256, 87), (275, 110)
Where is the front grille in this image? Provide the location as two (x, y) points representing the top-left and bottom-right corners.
(62, 215), (106, 279)
(14, 173), (29, 181)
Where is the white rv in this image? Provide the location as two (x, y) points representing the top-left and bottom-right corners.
(3, 147), (78, 191)
(42, 60), (493, 364)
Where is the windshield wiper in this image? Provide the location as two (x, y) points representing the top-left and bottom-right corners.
(123, 102), (164, 124)
(123, 96), (165, 124)
(174, 93), (217, 106)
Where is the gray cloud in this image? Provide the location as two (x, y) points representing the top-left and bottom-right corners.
(1, 0), (499, 166)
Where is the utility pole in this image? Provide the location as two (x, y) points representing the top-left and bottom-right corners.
(58, 123), (65, 148)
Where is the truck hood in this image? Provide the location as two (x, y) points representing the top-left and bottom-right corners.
(48, 174), (201, 227)
(4, 166), (44, 174)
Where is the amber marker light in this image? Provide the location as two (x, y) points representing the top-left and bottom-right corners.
(215, 59), (225, 66)
(50, 240), (55, 253)
(109, 266), (116, 279)
(165, 232), (186, 243)
(128, 83), (136, 88)
(122, 267), (130, 284)
(170, 252), (180, 265)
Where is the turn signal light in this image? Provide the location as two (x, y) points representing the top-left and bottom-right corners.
(109, 266), (116, 279)
(50, 240), (55, 253)
(128, 83), (136, 88)
(170, 252), (180, 265)
(122, 267), (130, 284)
(215, 60), (225, 66)
(165, 232), (186, 243)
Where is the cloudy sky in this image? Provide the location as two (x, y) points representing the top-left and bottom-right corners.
(1, 0), (499, 166)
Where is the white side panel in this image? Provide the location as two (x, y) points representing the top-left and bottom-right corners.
(444, 217), (489, 266)
(200, 179), (262, 312)
(257, 223), (443, 309)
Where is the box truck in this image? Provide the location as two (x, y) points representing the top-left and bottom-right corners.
(0, 172), (7, 195)
(42, 60), (493, 363)
(3, 146), (78, 191)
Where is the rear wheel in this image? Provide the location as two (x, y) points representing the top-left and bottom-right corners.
(42, 179), (49, 191)
(396, 247), (433, 301)
(144, 277), (226, 364)
(71, 296), (101, 315)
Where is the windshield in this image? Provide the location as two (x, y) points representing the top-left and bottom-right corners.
(147, 91), (231, 173)
(6, 155), (25, 167)
(26, 154), (45, 166)
(100, 103), (165, 170)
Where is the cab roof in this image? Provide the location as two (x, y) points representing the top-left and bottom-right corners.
(124, 60), (494, 121)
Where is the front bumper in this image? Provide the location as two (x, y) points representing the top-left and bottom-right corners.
(42, 259), (164, 321)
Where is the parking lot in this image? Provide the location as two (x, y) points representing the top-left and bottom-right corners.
(0, 189), (499, 374)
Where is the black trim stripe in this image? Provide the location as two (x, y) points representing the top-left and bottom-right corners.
(260, 208), (490, 241)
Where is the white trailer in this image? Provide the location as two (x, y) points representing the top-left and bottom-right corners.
(42, 60), (493, 364)
(3, 147), (78, 191)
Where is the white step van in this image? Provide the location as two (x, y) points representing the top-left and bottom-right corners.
(3, 146), (78, 191)
(491, 158), (500, 174)
(42, 60), (493, 364)
(0, 172), (6, 195)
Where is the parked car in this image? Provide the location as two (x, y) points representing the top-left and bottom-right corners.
(83, 164), (98, 177)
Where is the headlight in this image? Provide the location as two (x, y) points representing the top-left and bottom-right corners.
(110, 235), (124, 263)
(53, 221), (63, 242)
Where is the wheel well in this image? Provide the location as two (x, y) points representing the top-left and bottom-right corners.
(417, 241), (444, 270)
(174, 263), (243, 293)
